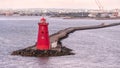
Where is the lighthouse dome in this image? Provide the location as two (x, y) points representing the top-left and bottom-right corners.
(40, 17), (46, 21)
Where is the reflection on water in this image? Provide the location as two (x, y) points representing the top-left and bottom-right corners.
(0, 16), (120, 68)
(38, 57), (49, 64)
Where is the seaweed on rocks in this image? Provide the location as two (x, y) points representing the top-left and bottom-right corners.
(11, 46), (74, 57)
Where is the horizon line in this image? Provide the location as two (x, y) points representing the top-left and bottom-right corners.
(0, 8), (119, 10)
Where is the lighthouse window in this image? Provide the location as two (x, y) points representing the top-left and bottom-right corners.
(41, 31), (44, 34)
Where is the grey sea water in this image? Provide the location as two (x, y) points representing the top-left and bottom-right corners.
(0, 16), (120, 68)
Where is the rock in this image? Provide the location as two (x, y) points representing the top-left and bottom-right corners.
(11, 45), (74, 57)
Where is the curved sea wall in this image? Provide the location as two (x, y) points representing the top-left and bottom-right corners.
(12, 22), (120, 57)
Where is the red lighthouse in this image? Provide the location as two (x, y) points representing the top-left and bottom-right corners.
(36, 17), (50, 50)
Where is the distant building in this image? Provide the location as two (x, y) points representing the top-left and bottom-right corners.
(88, 13), (97, 18)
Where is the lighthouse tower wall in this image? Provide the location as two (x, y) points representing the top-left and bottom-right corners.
(36, 18), (50, 50)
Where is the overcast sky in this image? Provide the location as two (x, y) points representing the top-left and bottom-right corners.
(0, 0), (119, 9)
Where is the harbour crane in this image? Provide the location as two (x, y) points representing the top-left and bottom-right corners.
(95, 0), (119, 17)
(95, 0), (104, 12)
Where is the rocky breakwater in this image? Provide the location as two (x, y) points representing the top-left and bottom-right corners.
(11, 22), (120, 57)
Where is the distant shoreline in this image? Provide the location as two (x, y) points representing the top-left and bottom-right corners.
(50, 16), (120, 20)
(0, 16), (120, 20)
